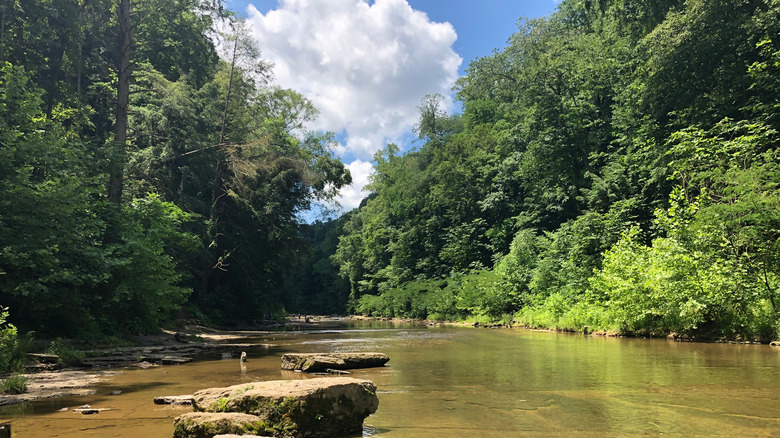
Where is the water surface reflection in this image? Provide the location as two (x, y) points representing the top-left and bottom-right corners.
(2, 322), (780, 437)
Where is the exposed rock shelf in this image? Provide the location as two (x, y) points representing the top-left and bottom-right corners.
(0, 370), (119, 406)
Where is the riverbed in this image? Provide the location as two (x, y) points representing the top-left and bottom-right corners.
(2, 320), (780, 437)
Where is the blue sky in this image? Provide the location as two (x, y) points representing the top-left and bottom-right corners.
(223, 0), (558, 214)
(229, 0), (558, 75)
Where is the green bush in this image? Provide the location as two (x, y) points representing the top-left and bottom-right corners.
(355, 271), (512, 323)
(452, 270), (508, 318)
(356, 294), (386, 317)
(0, 307), (32, 373)
(98, 194), (198, 335)
(47, 339), (84, 367)
(515, 294), (613, 332)
(2, 374), (28, 394)
(590, 223), (777, 339)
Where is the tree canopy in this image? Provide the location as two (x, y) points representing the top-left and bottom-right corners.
(2, 0), (779, 341)
(0, 0), (349, 336)
(331, 0), (780, 340)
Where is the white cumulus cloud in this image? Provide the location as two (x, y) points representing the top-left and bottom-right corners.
(336, 159), (376, 211)
(245, 0), (461, 210)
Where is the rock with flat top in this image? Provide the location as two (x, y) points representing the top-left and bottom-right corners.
(280, 353), (389, 373)
(214, 435), (272, 438)
(172, 412), (266, 438)
(154, 395), (193, 405)
(27, 353), (60, 364)
(188, 377), (378, 438)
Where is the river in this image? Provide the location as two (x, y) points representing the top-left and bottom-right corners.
(2, 320), (780, 437)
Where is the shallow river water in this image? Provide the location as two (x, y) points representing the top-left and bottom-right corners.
(3, 320), (780, 437)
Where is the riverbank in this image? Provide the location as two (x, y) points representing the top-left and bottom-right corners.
(349, 314), (780, 345)
(0, 320), (309, 407)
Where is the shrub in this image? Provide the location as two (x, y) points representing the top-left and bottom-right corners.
(47, 339), (84, 367)
(1, 374), (27, 394)
(356, 294), (386, 317)
(0, 307), (32, 373)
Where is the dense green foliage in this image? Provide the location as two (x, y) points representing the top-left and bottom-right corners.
(281, 218), (351, 315)
(334, 0), (780, 340)
(0, 307), (29, 374)
(2, 0), (779, 343)
(0, 0), (349, 337)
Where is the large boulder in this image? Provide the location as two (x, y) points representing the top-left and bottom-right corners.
(189, 377), (378, 438)
(280, 353), (389, 373)
(172, 412), (268, 438)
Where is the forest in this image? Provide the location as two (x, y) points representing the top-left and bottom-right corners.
(1, 0), (779, 348)
(329, 0), (780, 341)
(0, 0), (350, 341)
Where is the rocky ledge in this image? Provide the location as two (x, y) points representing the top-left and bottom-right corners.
(280, 353), (389, 373)
(174, 377), (378, 438)
(0, 370), (120, 406)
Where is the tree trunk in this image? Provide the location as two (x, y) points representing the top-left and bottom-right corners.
(12, 10), (23, 65)
(76, 6), (84, 96)
(0, 5), (6, 62)
(210, 32), (239, 223)
(110, 0), (131, 205)
(205, 30), (240, 294)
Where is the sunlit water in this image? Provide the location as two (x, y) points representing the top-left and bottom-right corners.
(2, 321), (780, 437)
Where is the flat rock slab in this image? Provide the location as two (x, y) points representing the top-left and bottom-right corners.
(0, 370), (119, 407)
(155, 395), (194, 405)
(139, 355), (193, 365)
(190, 377), (378, 438)
(27, 353), (60, 364)
(214, 435), (273, 438)
(173, 412), (267, 438)
(73, 407), (113, 414)
(281, 353), (389, 373)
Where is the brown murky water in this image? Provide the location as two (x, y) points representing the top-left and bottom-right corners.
(2, 321), (780, 437)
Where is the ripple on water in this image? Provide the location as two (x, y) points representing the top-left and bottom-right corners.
(8, 324), (780, 438)
(299, 329), (459, 352)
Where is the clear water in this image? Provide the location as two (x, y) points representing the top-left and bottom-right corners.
(3, 321), (780, 437)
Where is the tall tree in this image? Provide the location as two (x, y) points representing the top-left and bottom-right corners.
(109, 0), (131, 206)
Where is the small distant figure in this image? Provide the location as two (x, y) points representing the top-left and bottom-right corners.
(305, 316), (312, 323)
(240, 351), (247, 362)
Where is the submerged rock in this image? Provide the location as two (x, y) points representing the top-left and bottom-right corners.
(187, 377), (378, 438)
(280, 353), (389, 373)
(137, 355), (193, 365)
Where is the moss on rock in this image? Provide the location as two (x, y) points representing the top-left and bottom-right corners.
(188, 377), (378, 438)
(172, 412), (269, 438)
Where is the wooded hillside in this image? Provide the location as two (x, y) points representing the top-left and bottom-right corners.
(332, 0), (780, 340)
(1, 0), (779, 341)
(0, 0), (349, 336)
